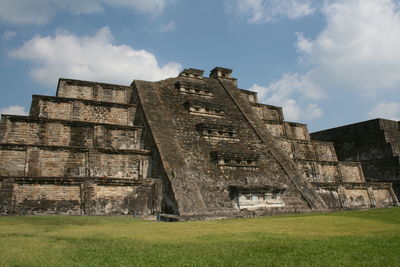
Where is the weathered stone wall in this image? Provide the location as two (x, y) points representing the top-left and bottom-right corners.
(89, 152), (149, 179)
(318, 162), (341, 182)
(30, 96), (136, 126)
(14, 184), (82, 215)
(272, 139), (336, 162)
(0, 145), (150, 179)
(0, 148), (26, 176)
(251, 103), (284, 121)
(372, 188), (395, 208)
(311, 119), (397, 161)
(285, 122), (309, 140)
(57, 79), (131, 104)
(265, 121), (285, 138)
(29, 148), (86, 177)
(312, 183), (396, 210)
(239, 89), (258, 103)
(311, 118), (400, 198)
(339, 163), (364, 183)
(342, 189), (371, 208)
(0, 78), (160, 216)
(1, 116), (141, 150)
(0, 179), (17, 214)
(0, 178), (161, 215)
(315, 188), (342, 209)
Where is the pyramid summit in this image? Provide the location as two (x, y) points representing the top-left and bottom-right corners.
(0, 67), (398, 219)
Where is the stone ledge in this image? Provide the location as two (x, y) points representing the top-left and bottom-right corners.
(357, 156), (400, 163)
(32, 95), (136, 109)
(1, 115), (142, 130)
(0, 176), (161, 186)
(0, 143), (151, 155)
(58, 78), (130, 90)
(295, 158), (361, 165)
(250, 102), (283, 110)
(274, 136), (335, 146)
(311, 181), (394, 189)
(285, 121), (308, 127)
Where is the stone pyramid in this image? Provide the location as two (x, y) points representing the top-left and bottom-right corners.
(0, 67), (397, 218)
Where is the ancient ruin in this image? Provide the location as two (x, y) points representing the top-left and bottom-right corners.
(0, 67), (398, 219)
(311, 119), (400, 200)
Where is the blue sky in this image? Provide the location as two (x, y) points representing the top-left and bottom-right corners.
(0, 0), (399, 131)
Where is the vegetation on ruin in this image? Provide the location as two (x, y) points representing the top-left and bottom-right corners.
(1, 207), (400, 266)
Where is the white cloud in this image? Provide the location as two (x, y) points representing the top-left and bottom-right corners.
(250, 0), (400, 123)
(0, 105), (28, 116)
(234, 0), (317, 23)
(368, 102), (400, 120)
(249, 73), (323, 121)
(10, 27), (182, 86)
(297, 0), (400, 92)
(0, 0), (169, 24)
(2, 30), (16, 40)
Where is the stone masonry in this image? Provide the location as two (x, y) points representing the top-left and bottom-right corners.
(0, 67), (398, 218)
(311, 119), (400, 200)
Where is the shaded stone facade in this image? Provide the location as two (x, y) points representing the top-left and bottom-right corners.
(311, 119), (400, 200)
(0, 67), (398, 218)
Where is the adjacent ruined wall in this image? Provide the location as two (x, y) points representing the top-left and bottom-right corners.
(311, 119), (400, 199)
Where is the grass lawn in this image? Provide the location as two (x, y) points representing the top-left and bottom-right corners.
(1, 208), (400, 266)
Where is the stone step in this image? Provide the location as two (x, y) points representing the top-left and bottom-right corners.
(250, 102), (284, 122)
(0, 177), (160, 216)
(0, 115), (143, 150)
(0, 144), (150, 179)
(57, 78), (132, 104)
(263, 120), (310, 140)
(296, 159), (365, 183)
(312, 181), (397, 209)
(30, 95), (136, 126)
(275, 138), (338, 162)
(0, 176), (144, 186)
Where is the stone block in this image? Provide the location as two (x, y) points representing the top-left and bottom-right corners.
(0, 149), (26, 177)
(339, 163), (364, 182)
(57, 79), (130, 104)
(14, 184), (81, 214)
(265, 121), (285, 138)
(372, 189), (395, 208)
(317, 162), (340, 182)
(285, 122), (309, 140)
(342, 189), (371, 208)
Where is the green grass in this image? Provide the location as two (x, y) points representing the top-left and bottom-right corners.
(1, 208), (400, 266)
